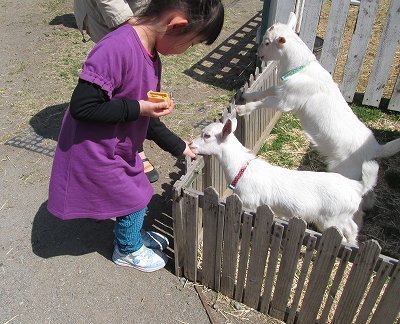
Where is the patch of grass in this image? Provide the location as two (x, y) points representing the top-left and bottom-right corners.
(352, 103), (400, 135)
(352, 103), (399, 124)
(258, 113), (306, 168)
(352, 104), (384, 123)
(59, 50), (84, 88)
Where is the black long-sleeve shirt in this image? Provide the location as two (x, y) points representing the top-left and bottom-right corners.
(70, 79), (186, 157)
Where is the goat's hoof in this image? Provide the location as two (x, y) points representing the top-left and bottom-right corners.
(235, 105), (249, 116)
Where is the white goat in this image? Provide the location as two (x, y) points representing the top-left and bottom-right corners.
(236, 12), (399, 193)
(190, 117), (379, 244)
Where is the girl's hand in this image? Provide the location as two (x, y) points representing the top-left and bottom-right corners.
(139, 100), (174, 118)
(182, 141), (196, 159)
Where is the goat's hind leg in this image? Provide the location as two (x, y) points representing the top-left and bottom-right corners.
(321, 216), (359, 246)
(337, 217), (359, 246)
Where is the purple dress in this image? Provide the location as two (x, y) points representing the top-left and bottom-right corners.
(48, 24), (161, 220)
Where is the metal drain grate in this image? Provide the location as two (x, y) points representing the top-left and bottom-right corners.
(4, 127), (56, 157)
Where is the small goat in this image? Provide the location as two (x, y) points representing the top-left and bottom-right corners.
(190, 117), (379, 244)
(235, 12), (399, 198)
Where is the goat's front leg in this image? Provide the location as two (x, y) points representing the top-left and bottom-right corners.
(236, 96), (286, 116)
(241, 86), (278, 102)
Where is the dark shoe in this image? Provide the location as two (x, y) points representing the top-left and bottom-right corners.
(142, 157), (159, 183)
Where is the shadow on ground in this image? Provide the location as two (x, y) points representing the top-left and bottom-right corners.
(184, 11), (261, 91)
(49, 13), (77, 29)
(4, 103), (67, 157)
(29, 103), (68, 141)
(31, 202), (115, 260)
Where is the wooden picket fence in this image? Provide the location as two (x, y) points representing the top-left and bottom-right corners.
(172, 185), (400, 323)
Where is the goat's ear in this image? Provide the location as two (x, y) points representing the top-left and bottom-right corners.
(222, 119), (232, 139)
(287, 12), (297, 30)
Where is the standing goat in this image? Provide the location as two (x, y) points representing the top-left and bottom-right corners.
(235, 12), (399, 207)
(190, 117), (379, 244)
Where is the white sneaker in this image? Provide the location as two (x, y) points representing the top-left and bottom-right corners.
(112, 245), (167, 272)
(140, 229), (169, 250)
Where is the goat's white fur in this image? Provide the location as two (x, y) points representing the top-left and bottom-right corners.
(236, 12), (400, 184)
(190, 117), (379, 244)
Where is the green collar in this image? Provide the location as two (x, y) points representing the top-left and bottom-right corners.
(280, 61), (314, 81)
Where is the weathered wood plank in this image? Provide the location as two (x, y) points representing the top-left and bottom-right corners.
(243, 206), (275, 309)
(370, 261), (400, 324)
(267, 0), (296, 28)
(319, 0), (351, 74)
(388, 73), (400, 111)
(202, 187), (220, 289)
(220, 194), (243, 298)
(214, 203), (225, 292)
(203, 156), (213, 189)
(179, 156), (205, 191)
(355, 259), (393, 324)
(298, 0), (324, 50)
(172, 184), (184, 277)
(269, 217), (307, 320)
(363, 0), (400, 107)
(333, 240), (381, 323)
(294, 0), (305, 33)
(286, 235), (317, 324)
(260, 222), (284, 314)
(234, 212), (253, 302)
(319, 246), (352, 323)
(340, 0), (380, 102)
(182, 191), (199, 282)
(297, 227), (343, 323)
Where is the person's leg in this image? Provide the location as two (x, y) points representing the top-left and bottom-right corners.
(138, 143), (159, 183)
(114, 208), (146, 254)
(112, 208), (167, 272)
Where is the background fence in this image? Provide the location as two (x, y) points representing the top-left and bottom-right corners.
(263, 0), (400, 111)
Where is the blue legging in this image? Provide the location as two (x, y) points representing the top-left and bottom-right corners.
(114, 208), (147, 254)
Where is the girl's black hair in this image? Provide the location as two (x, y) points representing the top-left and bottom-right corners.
(136, 0), (224, 45)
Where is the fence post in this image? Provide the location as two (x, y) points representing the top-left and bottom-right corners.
(333, 240), (381, 323)
(243, 205), (274, 309)
(370, 261), (400, 324)
(182, 190), (199, 282)
(220, 194), (243, 298)
(269, 217), (307, 320)
(202, 187), (220, 289)
(297, 227), (343, 323)
(172, 181), (184, 277)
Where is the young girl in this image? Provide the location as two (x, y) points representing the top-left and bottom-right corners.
(74, 0), (160, 183)
(48, 0), (225, 272)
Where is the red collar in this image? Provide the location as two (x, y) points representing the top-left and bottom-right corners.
(228, 158), (256, 190)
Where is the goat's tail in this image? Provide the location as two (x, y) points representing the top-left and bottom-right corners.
(360, 160), (379, 196)
(377, 138), (400, 158)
